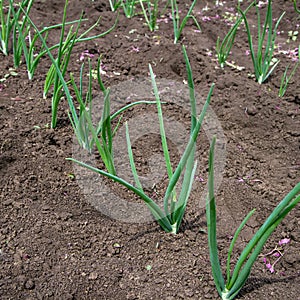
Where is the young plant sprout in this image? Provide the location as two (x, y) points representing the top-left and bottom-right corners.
(278, 46), (299, 97)
(69, 58), (107, 155)
(43, 1), (118, 128)
(43, 1), (84, 128)
(22, 0), (117, 127)
(170, 0), (201, 44)
(20, 4), (80, 133)
(239, 0), (285, 84)
(11, 15), (85, 79)
(122, 0), (138, 18)
(139, 0), (159, 31)
(68, 46), (215, 234)
(0, 0), (33, 57)
(10, 0), (34, 69)
(206, 137), (300, 300)
(70, 57), (158, 174)
(0, 0), (12, 56)
(109, 0), (122, 12)
(294, 0), (300, 14)
(21, 1), (153, 174)
(10, 0), (101, 80)
(216, 3), (254, 68)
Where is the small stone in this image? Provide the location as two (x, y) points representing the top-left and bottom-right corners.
(24, 279), (35, 290)
(246, 105), (257, 116)
(88, 272), (98, 280)
(185, 289), (194, 297)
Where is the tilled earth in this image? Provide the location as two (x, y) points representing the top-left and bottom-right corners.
(0, 0), (299, 299)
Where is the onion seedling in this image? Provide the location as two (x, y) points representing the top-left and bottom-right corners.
(170, 0), (201, 44)
(9, 0), (88, 79)
(216, 2), (254, 68)
(0, 0), (33, 57)
(19, 3), (111, 134)
(109, 0), (122, 12)
(20, 0), (117, 127)
(278, 47), (299, 97)
(43, 0), (83, 128)
(68, 46), (215, 234)
(22, 4), (150, 174)
(40, 0), (117, 128)
(11, 9), (87, 79)
(69, 58), (97, 154)
(122, 0), (138, 18)
(139, 0), (159, 31)
(70, 58), (157, 174)
(10, 0), (34, 68)
(239, 0), (285, 84)
(206, 137), (300, 299)
(21, 6), (81, 138)
(0, 0), (12, 56)
(294, 0), (300, 14)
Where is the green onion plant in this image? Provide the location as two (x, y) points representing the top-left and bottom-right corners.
(9, 0), (88, 79)
(139, 0), (158, 31)
(170, 0), (201, 44)
(43, 0), (83, 128)
(0, 0), (33, 57)
(122, 0), (138, 18)
(11, 10), (86, 79)
(216, 2), (254, 68)
(39, 0), (117, 128)
(0, 0), (12, 56)
(21, 2), (151, 174)
(239, 0), (285, 84)
(70, 57), (157, 173)
(71, 62), (117, 174)
(69, 58), (100, 155)
(24, 11), (118, 173)
(206, 137), (300, 300)
(278, 48), (299, 97)
(18, 0), (117, 127)
(21, 5), (83, 138)
(10, 0), (34, 68)
(294, 0), (300, 14)
(109, 0), (122, 12)
(19, 1), (113, 131)
(68, 46), (215, 234)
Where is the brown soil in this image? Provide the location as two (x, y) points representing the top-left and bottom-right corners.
(0, 0), (299, 299)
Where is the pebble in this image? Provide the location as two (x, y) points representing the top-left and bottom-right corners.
(24, 279), (35, 290)
(246, 105), (257, 116)
(88, 272), (98, 280)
